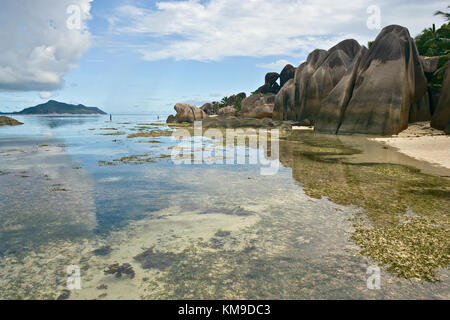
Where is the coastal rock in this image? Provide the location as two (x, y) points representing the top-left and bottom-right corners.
(241, 93), (276, 119)
(200, 103), (217, 115)
(0, 116), (23, 126)
(256, 72), (280, 94)
(166, 115), (176, 123)
(216, 106), (238, 117)
(280, 64), (295, 88)
(429, 86), (441, 115)
(265, 72), (280, 85)
(171, 103), (207, 123)
(300, 45), (355, 122)
(431, 62), (450, 133)
(273, 79), (295, 120)
(338, 25), (428, 135)
(420, 56), (440, 75)
(315, 46), (368, 133)
(409, 91), (431, 123)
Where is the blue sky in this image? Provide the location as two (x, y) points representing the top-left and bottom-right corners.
(0, 0), (448, 114)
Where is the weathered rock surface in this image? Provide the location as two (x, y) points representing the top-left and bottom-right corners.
(280, 64), (295, 88)
(431, 62), (450, 134)
(256, 72), (280, 94)
(200, 103), (217, 115)
(0, 116), (23, 126)
(420, 56), (440, 75)
(314, 46), (368, 133)
(168, 103), (207, 123)
(273, 79), (295, 121)
(216, 106), (238, 117)
(274, 40), (358, 123)
(338, 25), (428, 135)
(241, 94), (275, 118)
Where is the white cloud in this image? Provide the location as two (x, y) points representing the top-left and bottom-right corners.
(256, 60), (294, 70)
(39, 92), (53, 99)
(0, 0), (93, 91)
(108, 0), (448, 62)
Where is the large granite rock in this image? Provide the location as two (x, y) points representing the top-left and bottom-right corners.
(274, 41), (359, 122)
(431, 62), (450, 133)
(256, 72), (280, 94)
(273, 79), (295, 121)
(241, 94), (276, 118)
(216, 106), (238, 117)
(169, 103), (207, 123)
(0, 116), (23, 126)
(200, 103), (217, 115)
(273, 49), (329, 121)
(420, 56), (440, 75)
(315, 46), (368, 133)
(337, 25), (428, 135)
(280, 64), (295, 88)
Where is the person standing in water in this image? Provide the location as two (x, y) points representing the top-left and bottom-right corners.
(110, 114), (112, 121)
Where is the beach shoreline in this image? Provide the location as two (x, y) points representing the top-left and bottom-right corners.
(371, 122), (450, 170)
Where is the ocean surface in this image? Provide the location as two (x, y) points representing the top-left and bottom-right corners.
(0, 115), (448, 299)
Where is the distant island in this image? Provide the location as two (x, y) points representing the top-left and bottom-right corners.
(0, 100), (106, 115)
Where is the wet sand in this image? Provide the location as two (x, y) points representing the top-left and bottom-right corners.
(372, 122), (450, 170)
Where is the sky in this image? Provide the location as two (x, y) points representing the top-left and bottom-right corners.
(0, 0), (448, 114)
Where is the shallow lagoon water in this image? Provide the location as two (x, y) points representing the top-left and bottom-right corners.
(0, 115), (448, 299)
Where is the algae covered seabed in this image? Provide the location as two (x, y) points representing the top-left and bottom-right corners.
(0, 115), (448, 300)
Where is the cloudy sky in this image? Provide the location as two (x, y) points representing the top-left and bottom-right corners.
(0, 0), (448, 114)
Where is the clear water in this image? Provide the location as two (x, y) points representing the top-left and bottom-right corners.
(0, 115), (448, 299)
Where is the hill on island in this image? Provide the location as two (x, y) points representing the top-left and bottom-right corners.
(0, 100), (106, 115)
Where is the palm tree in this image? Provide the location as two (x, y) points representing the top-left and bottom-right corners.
(434, 5), (450, 21)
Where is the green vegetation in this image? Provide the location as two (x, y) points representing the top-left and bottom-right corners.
(280, 133), (450, 281)
(415, 6), (450, 86)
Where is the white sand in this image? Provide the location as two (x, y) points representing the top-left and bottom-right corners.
(372, 122), (450, 169)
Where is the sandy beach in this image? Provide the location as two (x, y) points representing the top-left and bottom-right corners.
(372, 122), (450, 170)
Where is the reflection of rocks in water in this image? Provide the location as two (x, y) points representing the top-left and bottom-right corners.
(134, 247), (186, 270)
(278, 131), (450, 281)
(104, 263), (135, 279)
(92, 245), (113, 256)
(0, 140), (97, 255)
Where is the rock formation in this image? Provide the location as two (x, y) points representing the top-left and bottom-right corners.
(216, 106), (238, 117)
(314, 46), (368, 133)
(431, 62), (450, 133)
(241, 94), (276, 118)
(337, 25), (428, 135)
(0, 116), (23, 126)
(167, 103), (207, 123)
(256, 72), (280, 94)
(273, 39), (360, 123)
(280, 64), (295, 88)
(200, 103), (217, 115)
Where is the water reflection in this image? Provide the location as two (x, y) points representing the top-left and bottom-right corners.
(0, 116), (448, 299)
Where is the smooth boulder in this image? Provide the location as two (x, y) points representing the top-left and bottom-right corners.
(280, 64), (295, 88)
(170, 103), (207, 123)
(338, 25), (428, 135)
(241, 94), (276, 119)
(216, 106), (238, 117)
